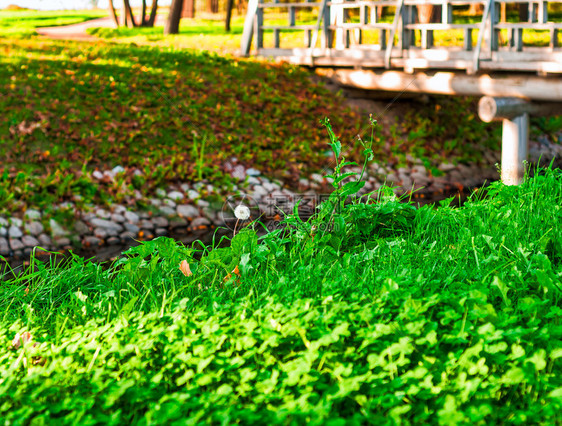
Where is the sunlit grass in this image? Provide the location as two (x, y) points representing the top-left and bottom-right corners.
(1, 158), (561, 423)
(0, 9), (107, 37)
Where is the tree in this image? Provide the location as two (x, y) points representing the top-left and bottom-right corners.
(165, 0), (184, 35)
(107, 0), (160, 28)
(108, 0), (119, 26)
(225, 0), (235, 31)
(182, 0), (196, 19)
(207, 0), (219, 13)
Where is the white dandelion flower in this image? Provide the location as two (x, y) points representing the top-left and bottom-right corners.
(234, 205), (251, 220)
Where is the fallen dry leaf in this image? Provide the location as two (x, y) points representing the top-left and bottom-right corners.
(11, 331), (33, 350)
(179, 260), (192, 277)
(232, 265), (241, 277)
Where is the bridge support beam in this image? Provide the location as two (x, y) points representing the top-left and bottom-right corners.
(317, 70), (562, 102)
(478, 96), (560, 185)
(500, 113), (529, 186)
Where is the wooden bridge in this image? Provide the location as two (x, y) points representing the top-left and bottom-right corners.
(241, 0), (562, 184)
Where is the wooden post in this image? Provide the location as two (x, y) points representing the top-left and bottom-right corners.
(490, 0), (499, 51)
(322, 0), (331, 49)
(401, 5), (414, 50)
(551, 28), (559, 50)
(442, 0), (452, 24)
(344, 7), (351, 48)
(514, 28), (523, 51)
(380, 29), (387, 49)
(241, 0), (259, 56)
(422, 29), (433, 49)
(255, 0), (263, 50)
(305, 29), (312, 47)
(464, 28), (472, 51)
(289, 6), (296, 26)
(331, 0), (345, 49)
(538, 1), (548, 23)
(386, 0), (405, 68)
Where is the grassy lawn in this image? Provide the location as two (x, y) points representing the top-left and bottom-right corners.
(1, 158), (561, 422)
(0, 9), (107, 37)
(0, 14), (507, 219)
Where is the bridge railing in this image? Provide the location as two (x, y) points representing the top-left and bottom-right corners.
(241, 0), (562, 73)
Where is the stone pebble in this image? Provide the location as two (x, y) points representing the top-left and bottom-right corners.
(8, 225), (23, 238)
(159, 206), (176, 217)
(22, 235), (39, 248)
(177, 204), (199, 219)
(9, 238), (24, 251)
(0, 237), (9, 255)
(3, 137), (560, 257)
(124, 211), (139, 223)
(24, 209), (41, 220)
(90, 218), (123, 233)
(168, 191), (184, 201)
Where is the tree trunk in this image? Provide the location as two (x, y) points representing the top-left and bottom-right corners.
(417, 5), (441, 23)
(123, 1), (129, 26)
(225, 0), (234, 31)
(468, 3), (484, 15)
(147, 0), (159, 26)
(165, 0), (184, 34)
(182, 0), (195, 18)
(141, 0), (147, 25)
(237, 0), (245, 15)
(518, 3), (529, 21)
(124, 0), (138, 27)
(108, 0), (120, 26)
(207, 0), (219, 14)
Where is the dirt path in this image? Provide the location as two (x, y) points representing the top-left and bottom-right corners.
(35, 17), (117, 41)
(35, 15), (167, 42)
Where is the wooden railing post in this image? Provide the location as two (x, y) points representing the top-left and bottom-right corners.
(473, 0), (494, 72)
(255, 0), (263, 50)
(322, 0), (331, 49)
(401, 3), (415, 50)
(331, 0), (346, 49)
(551, 28), (559, 50)
(241, 0), (259, 56)
(442, 0), (452, 24)
(490, 0), (499, 50)
(386, 0), (405, 68)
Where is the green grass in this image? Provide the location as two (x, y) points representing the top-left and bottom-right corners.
(1, 145), (561, 423)
(0, 32), (504, 218)
(87, 15), (323, 53)
(0, 9), (106, 37)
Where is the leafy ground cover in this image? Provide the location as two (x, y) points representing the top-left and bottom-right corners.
(1, 138), (561, 423)
(0, 15), (507, 220)
(0, 10), (106, 37)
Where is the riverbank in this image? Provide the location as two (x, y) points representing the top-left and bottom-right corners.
(1, 135), (561, 261)
(2, 19), (561, 262)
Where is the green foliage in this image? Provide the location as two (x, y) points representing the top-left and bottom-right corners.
(2, 151), (562, 423)
(2, 15), (545, 218)
(0, 36), (365, 214)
